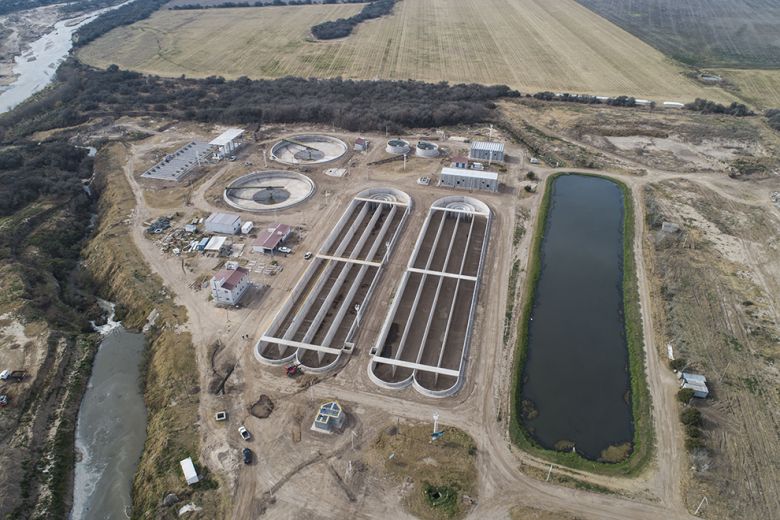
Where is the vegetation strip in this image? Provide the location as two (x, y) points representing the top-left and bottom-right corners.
(509, 172), (652, 476)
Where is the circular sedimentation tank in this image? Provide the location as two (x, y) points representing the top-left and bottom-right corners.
(415, 140), (439, 158)
(223, 170), (315, 212)
(386, 139), (411, 155)
(270, 135), (347, 165)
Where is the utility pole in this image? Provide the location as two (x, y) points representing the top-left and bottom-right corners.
(694, 497), (708, 516)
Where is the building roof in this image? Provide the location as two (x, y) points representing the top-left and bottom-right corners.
(470, 141), (504, 153)
(204, 236), (227, 251)
(209, 128), (244, 146)
(451, 155), (469, 164)
(315, 401), (343, 425)
(441, 167), (498, 181)
(180, 458), (198, 482)
(254, 223), (291, 250)
(206, 212), (241, 228)
(355, 137), (367, 145)
(213, 266), (248, 290)
(681, 372), (707, 384)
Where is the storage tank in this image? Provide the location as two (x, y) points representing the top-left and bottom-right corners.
(415, 141), (439, 158)
(386, 139), (411, 155)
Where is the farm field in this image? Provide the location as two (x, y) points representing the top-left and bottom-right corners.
(714, 69), (780, 111)
(77, 0), (734, 102)
(574, 0), (780, 69)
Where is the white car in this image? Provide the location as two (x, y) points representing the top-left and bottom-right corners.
(304, 252), (313, 260)
(278, 246), (292, 254)
(238, 425), (251, 441)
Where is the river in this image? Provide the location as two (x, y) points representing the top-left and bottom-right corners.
(72, 302), (147, 520)
(519, 174), (633, 461)
(0, 1), (133, 114)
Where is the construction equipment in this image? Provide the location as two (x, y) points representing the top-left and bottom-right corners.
(286, 364), (303, 378)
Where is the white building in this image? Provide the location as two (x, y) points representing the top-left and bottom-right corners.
(469, 141), (504, 162)
(210, 266), (250, 305)
(205, 212), (241, 235)
(209, 128), (244, 158)
(679, 372), (709, 398)
(439, 167), (498, 192)
(354, 137), (369, 151)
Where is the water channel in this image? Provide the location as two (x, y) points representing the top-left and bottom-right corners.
(72, 302), (147, 519)
(519, 174), (633, 461)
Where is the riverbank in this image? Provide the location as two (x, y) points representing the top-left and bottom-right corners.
(0, 5), (62, 89)
(509, 171), (652, 476)
(82, 143), (225, 517)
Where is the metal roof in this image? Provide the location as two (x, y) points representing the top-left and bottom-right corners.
(210, 128), (245, 146)
(441, 167), (498, 181)
(254, 223), (291, 250)
(204, 236), (227, 251)
(470, 141), (504, 152)
(206, 212), (241, 226)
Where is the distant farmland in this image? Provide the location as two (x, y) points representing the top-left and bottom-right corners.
(575, 0), (780, 68)
(78, 0), (732, 102)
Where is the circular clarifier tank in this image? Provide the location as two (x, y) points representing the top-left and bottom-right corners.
(223, 170), (315, 212)
(270, 135), (347, 165)
(386, 139), (411, 155)
(415, 140), (439, 158)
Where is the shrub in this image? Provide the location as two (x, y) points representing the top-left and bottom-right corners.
(669, 358), (687, 371)
(677, 388), (695, 403)
(680, 407), (703, 427)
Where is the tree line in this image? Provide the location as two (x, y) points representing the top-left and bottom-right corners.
(72, 0), (169, 47)
(0, 61), (519, 141)
(311, 0), (396, 39)
(172, 0), (368, 10)
(766, 109), (780, 131)
(684, 98), (753, 116)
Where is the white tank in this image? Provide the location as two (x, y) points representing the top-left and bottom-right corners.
(386, 139), (411, 155)
(415, 141), (439, 158)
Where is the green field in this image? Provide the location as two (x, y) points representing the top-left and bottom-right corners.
(575, 0), (780, 68)
(77, 0), (736, 102)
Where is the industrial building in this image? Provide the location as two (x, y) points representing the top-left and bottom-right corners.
(210, 266), (250, 305)
(205, 212), (241, 235)
(209, 128), (244, 158)
(439, 167), (498, 192)
(354, 137), (369, 151)
(252, 223), (292, 254)
(140, 141), (212, 182)
(451, 155), (469, 169)
(255, 188), (411, 374)
(469, 141), (504, 162)
(310, 401), (346, 434)
(369, 196), (492, 397)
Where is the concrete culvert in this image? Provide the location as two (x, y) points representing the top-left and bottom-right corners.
(250, 395), (275, 418)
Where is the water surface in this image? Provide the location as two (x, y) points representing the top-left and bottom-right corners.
(519, 174), (632, 460)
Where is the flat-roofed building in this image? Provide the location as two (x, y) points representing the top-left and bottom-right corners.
(469, 141), (504, 162)
(205, 212), (241, 235)
(439, 167), (498, 192)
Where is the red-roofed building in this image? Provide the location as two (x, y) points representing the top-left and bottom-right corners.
(252, 223), (292, 255)
(210, 266), (250, 305)
(451, 155), (469, 169)
(354, 137), (369, 152)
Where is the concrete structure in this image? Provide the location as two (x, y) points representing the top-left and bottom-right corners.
(439, 167), (498, 192)
(210, 266), (250, 305)
(141, 141), (211, 181)
(224, 171), (316, 213)
(252, 223), (292, 254)
(180, 458), (199, 485)
(270, 135), (347, 165)
(451, 155), (469, 169)
(255, 188), (412, 374)
(386, 139), (411, 155)
(663, 101), (685, 109)
(469, 141), (504, 162)
(354, 137), (369, 151)
(680, 372), (709, 398)
(369, 196), (492, 397)
(209, 128), (244, 158)
(415, 141), (439, 158)
(310, 401), (345, 434)
(205, 212), (241, 235)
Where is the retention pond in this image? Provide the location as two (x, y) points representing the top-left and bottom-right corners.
(519, 174), (633, 461)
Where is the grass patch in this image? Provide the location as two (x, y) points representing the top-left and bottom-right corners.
(508, 172), (653, 476)
(371, 424), (477, 520)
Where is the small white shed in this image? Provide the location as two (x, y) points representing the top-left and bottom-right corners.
(180, 457), (199, 485)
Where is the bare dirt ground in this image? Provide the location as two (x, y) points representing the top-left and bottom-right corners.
(103, 108), (780, 519)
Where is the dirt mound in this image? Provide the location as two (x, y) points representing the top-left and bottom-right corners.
(249, 395), (275, 419)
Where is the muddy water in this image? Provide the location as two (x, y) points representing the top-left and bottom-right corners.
(519, 174), (633, 460)
(0, 1), (133, 114)
(72, 304), (146, 520)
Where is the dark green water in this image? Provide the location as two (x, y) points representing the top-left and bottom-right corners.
(520, 174), (633, 460)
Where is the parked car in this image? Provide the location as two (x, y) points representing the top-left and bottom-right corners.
(0, 395), (8, 407)
(238, 425), (251, 441)
(278, 246), (292, 254)
(304, 252), (313, 260)
(242, 448), (252, 465)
